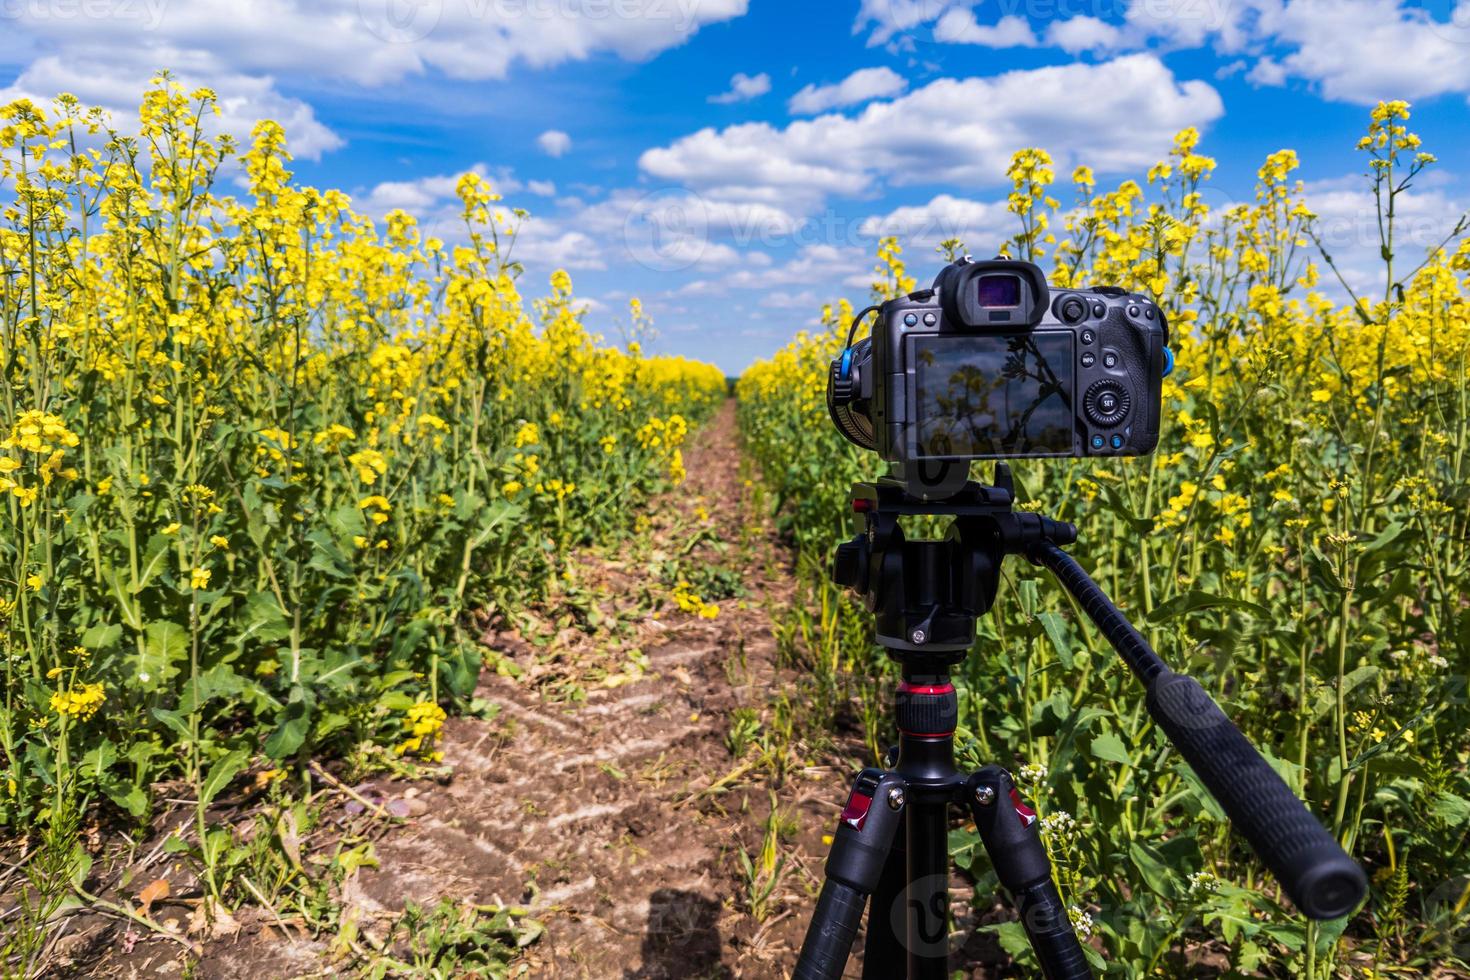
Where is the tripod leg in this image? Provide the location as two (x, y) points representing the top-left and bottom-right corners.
(860, 807), (905, 980)
(795, 769), (907, 980)
(965, 767), (1093, 980)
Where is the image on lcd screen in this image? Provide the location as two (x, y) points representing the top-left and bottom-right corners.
(912, 333), (1075, 457)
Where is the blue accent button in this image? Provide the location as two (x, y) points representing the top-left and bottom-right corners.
(1091, 435), (1105, 450)
(840, 349), (853, 379)
(904, 313), (918, 327)
(1111, 434), (1124, 450)
(1163, 347), (1175, 378)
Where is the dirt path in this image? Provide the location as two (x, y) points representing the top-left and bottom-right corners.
(194, 401), (848, 978)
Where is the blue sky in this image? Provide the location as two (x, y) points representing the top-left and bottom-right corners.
(3, 0), (1468, 372)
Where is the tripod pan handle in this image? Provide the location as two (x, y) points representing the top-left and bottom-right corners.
(1146, 670), (1367, 920)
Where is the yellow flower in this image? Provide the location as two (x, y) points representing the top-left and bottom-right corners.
(163, 522), (181, 535)
(190, 566), (212, 590)
(209, 535), (230, 550)
(348, 449), (387, 484)
(50, 682), (106, 721)
(25, 573), (43, 591)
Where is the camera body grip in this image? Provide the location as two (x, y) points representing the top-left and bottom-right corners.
(1146, 671), (1367, 920)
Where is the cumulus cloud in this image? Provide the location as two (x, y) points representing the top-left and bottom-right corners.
(933, 9), (1037, 46)
(789, 67), (909, 114)
(0, 55), (342, 158)
(1, 0), (752, 157)
(709, 71), (772, 104)
(859, 194), (1013, 253)
(641, 56), (1223, 217)
(537, 130), (573, 157)
(1046, 16), (1126, 53)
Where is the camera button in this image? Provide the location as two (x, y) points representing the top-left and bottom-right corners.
(1111, 434), (1125, 450)
(1091, 435), (1105, 450)
(1145, 307), (1155, 320)
(1128, 305), (1140, 318)
(1092, 302), (1106, 318)
(903, 313), (918, 327)
(1084, 380), (1130, 428)
(1103, 352), (1118, 369)
(923, 312), (937, 326)
(1080, 352), (1096, 368)
(1081, 329), (1096, 345)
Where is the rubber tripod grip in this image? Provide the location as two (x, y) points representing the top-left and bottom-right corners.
(1015, 877), (1093, 980)
(1146, 670), (1367, 920)
(792, 879), (867, 980)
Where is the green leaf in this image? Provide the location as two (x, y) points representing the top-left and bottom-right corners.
(1147, 589), (1271, 624)
(264, 686), (316, 760)
(1431, 792), (1470, 827)
(150, 707), (193, 742)
(1090, 728), (1132, 766)
(199, 749), (250, 808)
(1035, 612), (1075, 669)
(139, 621), (187, 690)
(81, 623), (123, 651)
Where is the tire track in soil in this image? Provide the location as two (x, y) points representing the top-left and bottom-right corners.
(206, 401), (855, 979)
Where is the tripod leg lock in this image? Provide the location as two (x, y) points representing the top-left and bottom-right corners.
(825, 768), (907, 892)
(795, 769), (907, 980)
(966, 766), (1093, 980)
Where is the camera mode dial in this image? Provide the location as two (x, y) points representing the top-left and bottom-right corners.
(1084, 380), (1130, 429)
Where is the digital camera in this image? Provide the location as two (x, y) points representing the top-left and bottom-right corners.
(828, 258), (1172, 462)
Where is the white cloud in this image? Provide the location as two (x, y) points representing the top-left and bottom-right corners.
(853, 0), (963, 45)
(710, 71), (771, 104)
(641, 56), (1223, 217)
(1127, 0), (1470, 103)
(354, 164), (551, 216)
(1, 0), (752, 158)
(789, 67), (909, 115)
(933, 9), (1037, 47)
(0, 55), (342, 158)
(4, 0), (752, 87)
(859, 194), (1013, 253)
(1303, 172), (1468, 295)
(537, 130), (573, 157)
(1046, 16), (1126, 53)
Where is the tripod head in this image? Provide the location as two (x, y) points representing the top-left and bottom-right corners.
(833, 462), (1072, 659)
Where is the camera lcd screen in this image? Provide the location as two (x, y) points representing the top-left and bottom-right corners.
(976, 275), (1021, 308)
(912, 332), (1076, 457)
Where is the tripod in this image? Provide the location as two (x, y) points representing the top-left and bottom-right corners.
(794, 465), (1367, 980)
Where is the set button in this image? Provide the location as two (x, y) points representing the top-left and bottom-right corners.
(1084, 380), (1130, 428)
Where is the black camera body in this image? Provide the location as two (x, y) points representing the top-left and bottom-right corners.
(829, 258), (1170, 463)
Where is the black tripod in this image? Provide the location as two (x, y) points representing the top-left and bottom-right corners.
(794, 465), (1367, 980)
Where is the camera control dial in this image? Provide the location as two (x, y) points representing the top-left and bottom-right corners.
(1084, 380), (1130, 428)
